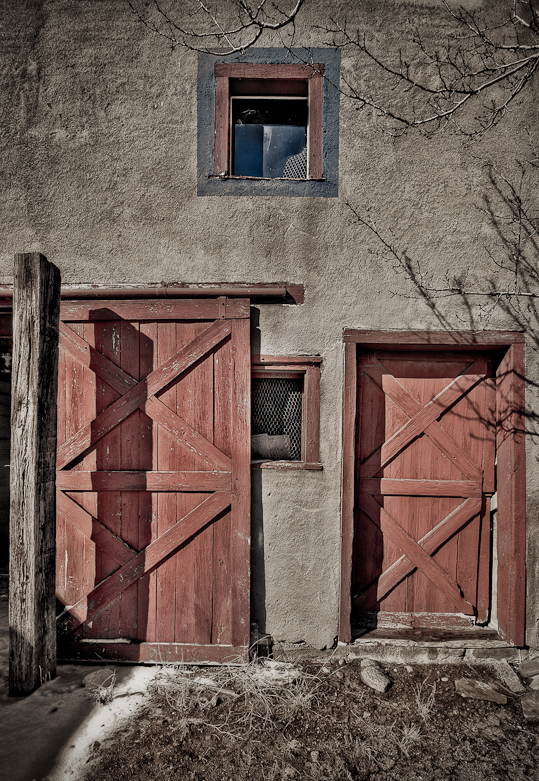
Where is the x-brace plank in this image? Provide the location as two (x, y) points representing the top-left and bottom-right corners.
(57, 490), (135, 567)
(360, 494), (475, 614)
(57, 319), (232, 470)
(59, 322), (136, 396)
(355, 496), (482, 611)
(58, 491), (231, 633)
(361, 362), (482, 480)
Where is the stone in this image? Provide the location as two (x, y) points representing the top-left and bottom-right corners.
(455, 678), (507, 704)
(360, 657), (378, 668)
(519, 656), (539, 679)
(521, 692), (539, 721)
(360, 661), (392, 693)
(83, 668), (116, 689)
(529, 675), (539, 691)
(493, 660), (526, 694)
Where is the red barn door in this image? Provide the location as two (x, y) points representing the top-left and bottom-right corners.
(55, 298), (250, 662)
(353, 350), (495, 629)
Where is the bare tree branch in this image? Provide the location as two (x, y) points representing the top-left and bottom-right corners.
(127, 0), (304, 54)
(323, 0), (539, 137)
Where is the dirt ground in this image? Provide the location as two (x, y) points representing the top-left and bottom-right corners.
(88, 654), (539, 781)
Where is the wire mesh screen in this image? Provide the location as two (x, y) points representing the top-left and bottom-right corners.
(252, 378), (303, 460)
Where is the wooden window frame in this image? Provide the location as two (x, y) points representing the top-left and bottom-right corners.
(214, 63), (324, 180)
(251, 355), (322, 470)
(339, 330), (526, 647)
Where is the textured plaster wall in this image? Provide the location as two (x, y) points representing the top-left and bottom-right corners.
(1, 0), (539, 649)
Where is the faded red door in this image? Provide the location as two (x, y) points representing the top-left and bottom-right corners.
(55, 298), (250, 662)
(353, 350), (495, 629)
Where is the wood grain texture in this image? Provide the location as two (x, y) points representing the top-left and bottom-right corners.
(59, 492), (231, 633)
(343, 330), (525, 346)
(356, 498), (482, 611)
(57, 300), (251, 660)
(60, 299), (249, 321)
(214, 75), (229, 175)
(308, 73), (323, 178)
(339, 342), (357, 643)
(56, 319), (232, 469)
(56, 471), (231, 491)
(352, 351), (493, 624)
(361, 494), (475, 615)
(230, 318), (251, 649)
(9, 253), (60, 695)
(496, 343), (526, 646)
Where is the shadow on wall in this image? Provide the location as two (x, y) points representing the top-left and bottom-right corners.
(249, 309), (267, 633)
(250, 468), (266, 635)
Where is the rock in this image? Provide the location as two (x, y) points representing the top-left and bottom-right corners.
(335, 671), (344, 680)
(455, 678), (507, 704)
(83, 668), (116, 689)
(529, 675), (539, 691)
(521, 692), (539, 721)
(519, 656), (539, 679)
(493, 660), (526, 694)
(360, 661), (392, 693)
(360, 658), (378, 668)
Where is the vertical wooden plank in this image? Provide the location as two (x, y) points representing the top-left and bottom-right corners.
(138, 322), (156, 642)
(9, 253), (60, 695)
(56, 346), (67, 604)
(339, 342), (356, 642)
(302, 364), (320, 463)
(192, 322), (213, 646)
(230, 317), (250, 649)
(497, 343), (526, 646)
(156, 322), (177, 643)
(119, 320), (140, 640)
(213, 334), (233, 645)
(64, 323), (88, 611)
(308, 73), (323, 179)
(214, 75), (229, 175)
(173, 321), (197, 645)
(477, 374), (496, 623)
(91, 320), (122, 639)
(454, 379), (484, 613)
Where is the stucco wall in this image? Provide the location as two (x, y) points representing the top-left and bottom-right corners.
(1, 0), (538, 649)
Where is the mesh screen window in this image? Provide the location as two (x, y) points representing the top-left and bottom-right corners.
(252, 378), (303, 461)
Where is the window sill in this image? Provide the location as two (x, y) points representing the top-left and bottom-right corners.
(250, 460), (323, 471)
(209, 175), (327, 182)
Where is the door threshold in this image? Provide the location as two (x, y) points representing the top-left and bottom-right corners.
(350, 635), (508, 649)
(352, 611), (501, 646)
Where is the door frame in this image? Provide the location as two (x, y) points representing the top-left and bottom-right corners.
(339, 330), (526, 647)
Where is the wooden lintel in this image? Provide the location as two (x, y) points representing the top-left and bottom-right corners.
(0, 283), (304, 306)
(343, 329), (525, 347)
(9, 253), (61, 695)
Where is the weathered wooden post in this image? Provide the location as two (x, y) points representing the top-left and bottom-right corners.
(9, 253), (61, 695)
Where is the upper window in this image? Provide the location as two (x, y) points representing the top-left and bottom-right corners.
(214, 64), (324, 180)
(197, 48), (340, 197)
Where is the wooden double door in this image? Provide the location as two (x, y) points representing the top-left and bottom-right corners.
(55, 298), (250, 662)
(353, 349), (496, 630)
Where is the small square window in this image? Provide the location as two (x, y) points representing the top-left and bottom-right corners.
(214, 64), (324, 180)
(251, 356), (322, 470)
(197, 48), (340, 197)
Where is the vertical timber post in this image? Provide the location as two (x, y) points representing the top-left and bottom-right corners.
(9, 253), (61, 695)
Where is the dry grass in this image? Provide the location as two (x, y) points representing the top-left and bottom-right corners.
(414, 678), (437, 722)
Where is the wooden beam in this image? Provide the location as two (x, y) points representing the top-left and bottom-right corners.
(9, 253), (61, 695)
